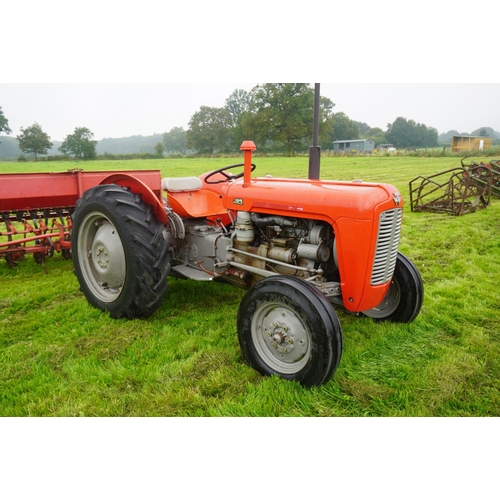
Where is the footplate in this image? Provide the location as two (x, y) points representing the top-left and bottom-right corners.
(171, 264), (213, 281)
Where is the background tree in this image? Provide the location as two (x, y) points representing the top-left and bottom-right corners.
(59, 127), (97, 159)
(242, 83), (335, 155)
(470, 126), (500, 145)
(16, 123), (53, 161)
(424, 127), (439, 148)
(224, 89), (250, 128)
(385, 117), (414, 148)
(225, 89), (251, 149)
(354, 121), (371, 136)
(438, 129), (460, 145)
(354, 121), (388, 146)
(186, 106), (232, 154)
(154, 142), (165, 157)
(385, 117), (438, 148)
(244, 83), (310, 154)
(321, 112), (360, 148)
(163, 126), (187, 154)
(317, 96), (335, 145)
(360, 126), (387, 146)
(0, 107), (11, 143)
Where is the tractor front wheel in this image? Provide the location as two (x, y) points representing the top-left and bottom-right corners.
(237, 276), (343, 387)
(363, 252), (423, 323)
(71, 184), (170, 319)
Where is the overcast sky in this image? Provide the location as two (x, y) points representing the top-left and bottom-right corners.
(1, 83), (499, 142)
(3, 2), (499, 144)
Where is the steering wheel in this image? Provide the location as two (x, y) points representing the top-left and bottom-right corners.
(204, 163), (256, 184)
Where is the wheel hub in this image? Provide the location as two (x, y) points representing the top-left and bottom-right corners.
(271, 326), (289, 345)
(94, 245), (109, 269)
(91, 221), (126, 288)
(254, 305), (309, 370)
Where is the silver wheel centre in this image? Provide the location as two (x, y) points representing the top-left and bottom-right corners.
(77, 212), (126, 302)
(252, 303), (310, 374)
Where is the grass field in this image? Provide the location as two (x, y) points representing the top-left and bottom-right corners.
(1, 155), (499, 416)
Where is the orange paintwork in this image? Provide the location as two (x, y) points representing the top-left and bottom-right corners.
(169, 145), (403, 312)
(167, 189), (228, 219)
(165, 168), (402, 313)
(240, 140), (256, 186)
(222, 176), (400, 312)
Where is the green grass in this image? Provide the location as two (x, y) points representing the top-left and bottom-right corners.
(1, 155), (499, 416)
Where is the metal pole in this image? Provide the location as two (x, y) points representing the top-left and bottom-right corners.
(308, 83), (321, 180)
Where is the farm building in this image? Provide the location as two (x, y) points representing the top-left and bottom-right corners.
(452, 136), (492, 153)
(333, 139), (375, 153)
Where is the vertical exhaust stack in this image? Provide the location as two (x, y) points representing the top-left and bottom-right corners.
(308, 83), (321, 180)
(240, 140), (256, 187)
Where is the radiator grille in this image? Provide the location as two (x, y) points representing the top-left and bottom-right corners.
(370, 208), (402, 285)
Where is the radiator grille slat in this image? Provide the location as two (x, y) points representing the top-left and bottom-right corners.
(371, 208), (402, 285)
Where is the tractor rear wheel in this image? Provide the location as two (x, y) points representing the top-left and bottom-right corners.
(363, 252), (423, 323)
(71, 184), (170, 319)
(237, 276), (343, 387)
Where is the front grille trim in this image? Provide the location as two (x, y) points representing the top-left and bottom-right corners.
(370, 208), (402, 285)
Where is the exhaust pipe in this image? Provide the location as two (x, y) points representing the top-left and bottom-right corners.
(308, 83), (321, 180)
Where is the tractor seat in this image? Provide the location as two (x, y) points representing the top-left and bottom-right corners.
(162, 177), (202, 192)
(162, 177), (227, 219)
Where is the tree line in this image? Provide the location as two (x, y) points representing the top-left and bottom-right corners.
(0, 106), (97, 161)
(3, 86), (498, 161)
(163, 84), (440, 155)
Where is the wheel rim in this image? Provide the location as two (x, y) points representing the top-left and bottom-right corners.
(77, 211), (126, 303)
(251, 302), (311, 374)
(363, 278), (401, 318)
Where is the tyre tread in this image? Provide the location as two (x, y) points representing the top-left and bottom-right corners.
(237, 276), (343, 387)
(72, 184), (170, 319)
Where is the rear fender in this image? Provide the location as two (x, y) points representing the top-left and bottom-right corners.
(99, 173), (167, 225)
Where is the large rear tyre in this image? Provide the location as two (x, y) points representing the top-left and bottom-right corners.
(363, 252), (423, 323)
(237, 276), (343, 387)
(71, 184), (170, 319)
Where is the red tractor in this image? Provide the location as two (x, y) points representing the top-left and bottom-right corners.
(69, 139), (422, 387)
(1, 87), (423, 387)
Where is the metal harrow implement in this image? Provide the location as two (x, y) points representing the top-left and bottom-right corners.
(409, 158), (500, 216)
(0, 169), (162, 270)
